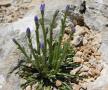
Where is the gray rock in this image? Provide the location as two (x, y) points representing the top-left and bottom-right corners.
(87, 43), (108, 90)
(70, 0), (108, 32)
(84, 0), (108, 31)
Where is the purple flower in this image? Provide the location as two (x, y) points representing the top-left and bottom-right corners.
(71, 27), (76, 33)
(66, 5), (70, 11)
(34, 16), (38, 23)
(40, 3), (45, 12)
(26, 27), (31, 38)
(40, 42), (44, 49)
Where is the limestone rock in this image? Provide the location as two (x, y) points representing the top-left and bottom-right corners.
(79, 72), (89, 76)
(62, 34), (70, 43)
(88, 68), (100, 77)
(80, 83), (87, 90)
(83, 37), (88, 45)
(96, 64), (103, 72)
(55, 80), (62, 87)
(71, 35), (83, 46)
(73, 57), (84, 63)
(0, 1), (11, 7)
(75, 51), (83, 57)
(73, 84), (81, 90)
(70, 66), (82, 75)
(0, 75), (5, 89)
(64, 26), (71, 34)
(80, 65), (89, 72)
(74, 25), (85, 36)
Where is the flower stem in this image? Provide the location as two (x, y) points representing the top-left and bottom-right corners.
(35, 21), (40, 54)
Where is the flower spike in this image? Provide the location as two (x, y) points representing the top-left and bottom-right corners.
(34, 16), (38, 24)
(40, 3), (45, 13)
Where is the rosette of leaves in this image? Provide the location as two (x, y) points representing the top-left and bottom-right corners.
(10, 4), (79, 90)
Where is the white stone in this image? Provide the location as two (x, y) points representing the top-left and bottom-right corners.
(71, 35), (83, 46)
(87, 44), (108, 90)
(83, 37), (88, 45)
(80, 65), (89, 72)
(73, 57), (84, 63)
(0, 75), (5, 89)
(70, 65), (82, 75)
(74, 25), (84, 36)
(75, 51), (83, 57)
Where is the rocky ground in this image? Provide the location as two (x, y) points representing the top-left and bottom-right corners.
(0, 0), (108, 90)
(63, 24), (102, 90)
(0, 0), (30, 23)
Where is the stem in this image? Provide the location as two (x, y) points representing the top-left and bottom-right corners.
(27, 35), (40, 70)
(59, 12), (67, 45)
(40, 12), (49, 73)
(41, 13), (47, 64)
(49, 17), (55, 64)
(35, 22), (40, 54)
(49, 10), (59, 65)
(55, 11), (68, 73)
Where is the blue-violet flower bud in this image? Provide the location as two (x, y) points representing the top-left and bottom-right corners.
(40, 3), (45, 12)
(34, 16), (38, 24)
(26, 27), (31, 38)
(66, 5), (70, 11)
